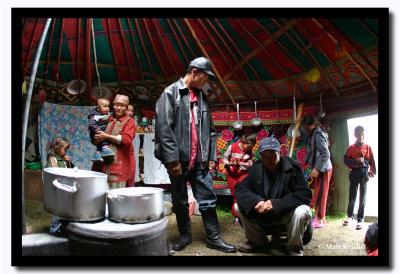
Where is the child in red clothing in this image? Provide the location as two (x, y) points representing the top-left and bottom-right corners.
(343, 126), (376, 229)
(223, 133), (257, 223)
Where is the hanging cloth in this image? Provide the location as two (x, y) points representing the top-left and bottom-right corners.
(143, 133), (171, 185)
(134, 134), (141, 182)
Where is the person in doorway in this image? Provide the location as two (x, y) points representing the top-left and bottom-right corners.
(343, 126), (376, 229)
(46, 137), (74, 234)
(94, 94), (136, 189)
(154, 57), (236, 253)
(223, 133), (257, 223)
(235, 137), (313, 256)
(88, 98), (114, 162)
(301, 115), (332, 229)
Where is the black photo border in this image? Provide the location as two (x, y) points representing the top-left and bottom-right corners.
(12, 7), (390, 268)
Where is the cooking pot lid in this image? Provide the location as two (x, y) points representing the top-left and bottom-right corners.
(43, 167), (107, 178)
(107, 187), (163, 198)
(66, 217), (167, 239)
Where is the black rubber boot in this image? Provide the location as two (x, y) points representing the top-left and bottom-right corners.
(201, 208), (237, 253)
(171, 210), (192, 251)
(172, 233), (192, 251)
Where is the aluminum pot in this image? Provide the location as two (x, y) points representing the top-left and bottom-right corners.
(42, 167), (109, 221)
(107, 187), (164, 224)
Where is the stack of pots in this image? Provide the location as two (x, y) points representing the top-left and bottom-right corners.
(42, 167), (168, 256)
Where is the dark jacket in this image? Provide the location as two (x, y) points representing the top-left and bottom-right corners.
(154, 78), (217, 165)
(88, 108), (109, 141)
(235, 157), (312, 221)
(306, 126), (332, 172)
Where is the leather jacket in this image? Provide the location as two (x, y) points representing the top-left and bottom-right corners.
(154, 78), (217, 165)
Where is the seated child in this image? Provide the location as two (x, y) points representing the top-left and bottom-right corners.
(223, 133), (257, 223)
(364, 222), (378, 256)
(88, 98), (114, 162)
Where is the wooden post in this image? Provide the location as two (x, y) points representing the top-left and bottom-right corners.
(183, 18), (236, 105)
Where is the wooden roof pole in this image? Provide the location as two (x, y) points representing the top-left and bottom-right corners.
(117, 18), (135, 83)
(274, 19), (341, 98)
(236, 18), (297, 98)
(223, 19), (298, 81)
(105, 19), (122, 87)
(171, 19), (197, 59)
(23, 18), (39, 75)
(252, 18), (317, 98)
(183, 18), (236, 105)
(141, 18), (169, 79)
(55, 18), (64, 83)
(316, 18), (378, 75)
(311, 18), (377, 93)
(356, 18), (378, 39)
(126, 18), (145, 82)
(152, 18), (180, 76)
(165, 18), (190, 63)
(44, 19), (56, 85)
(133, 18), (157, 79)
(298, 20), (356, 97)
(172, 18), (223, 103)
(76, 18), (81, 81)
(211, 18), (272, 99)
(85, 18), (94, 102)
(196, 18), (252, 100)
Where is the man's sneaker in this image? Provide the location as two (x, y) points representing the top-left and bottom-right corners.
(101, 147), (115, 158)
(237, 240), (269, 253)
(92, 151), (103, 162)
(343, 217), (353, 226)
(356, 221), (364, 230)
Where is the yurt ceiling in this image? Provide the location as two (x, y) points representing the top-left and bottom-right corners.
(21, 17), (379, 112)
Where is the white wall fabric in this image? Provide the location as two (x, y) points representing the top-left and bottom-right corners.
(133, 135), (141, 182)
(143, 133), (171, 185)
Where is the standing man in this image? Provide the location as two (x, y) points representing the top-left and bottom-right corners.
(154, 57), (236, 253)
(302, 115), (332, 229)
(343, 126), (376, 230)
(235, 137), (313, 256)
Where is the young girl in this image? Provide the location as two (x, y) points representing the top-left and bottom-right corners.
(46, 137), (74, 233)
(302, 115), (332, 229)
(223, 133), (257, 223)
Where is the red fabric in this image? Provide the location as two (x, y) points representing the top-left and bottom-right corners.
(189, 89), (199, 170)
(311, 169), (333, 220)
(345, 142), (376, 173)
(225, 142), (253, 217)
(367, 249), (378, 256)
(126, 137), (136, 187)
(102, 114), (136, 184)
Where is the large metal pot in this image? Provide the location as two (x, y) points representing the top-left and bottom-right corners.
(42, 167), (109, 221)
(107, 187), (164, 224)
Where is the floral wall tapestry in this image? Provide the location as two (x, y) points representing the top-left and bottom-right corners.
(211, 125), (311, 190)
(38, 102), (96, 170)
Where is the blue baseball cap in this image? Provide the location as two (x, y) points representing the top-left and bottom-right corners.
(258, 137), (281, 154)
(189, 57), (216, 77)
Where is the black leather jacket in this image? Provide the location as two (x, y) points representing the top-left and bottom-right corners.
(154, 78), (217, 165)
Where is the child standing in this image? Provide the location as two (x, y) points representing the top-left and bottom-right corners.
(223, 133), (257, 223)
(343, 126), (376, 229)
(302, 115), (332, 229)
(46, 137), (74, 234)
(88, 98), (115, 162)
